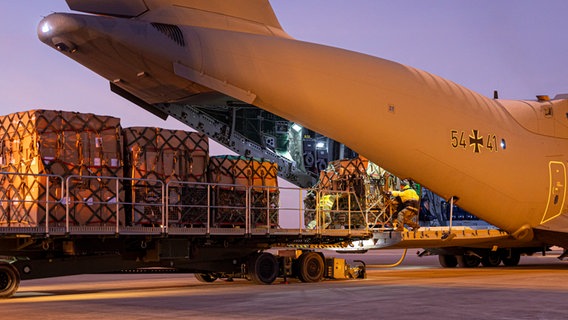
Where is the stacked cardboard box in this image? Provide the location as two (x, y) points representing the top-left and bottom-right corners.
(0, 110), (123, 227)
(123, 127), (209, 226)
(208, 155), (279, 227)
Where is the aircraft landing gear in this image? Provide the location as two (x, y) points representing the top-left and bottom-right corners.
(456, 254), (481, 268)
(435, 247), (535, 268)
(438, 254), (458, 268)
(501, 250), (521, 266)
(481, 251), (502, 267)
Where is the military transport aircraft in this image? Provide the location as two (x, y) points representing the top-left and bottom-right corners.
(38, 0), (568, 251)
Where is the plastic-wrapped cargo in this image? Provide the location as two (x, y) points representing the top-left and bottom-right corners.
(0, 110), (123, 227)
(123, 127), (209, 227)
(207, 155), (278, 228)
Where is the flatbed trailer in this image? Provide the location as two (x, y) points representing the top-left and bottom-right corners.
(0, 172), (548, 299)
(0, 172), (371, 298)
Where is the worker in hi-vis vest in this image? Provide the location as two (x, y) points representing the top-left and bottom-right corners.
(389, 180), (420, 231)
(307, 194), (336, 229)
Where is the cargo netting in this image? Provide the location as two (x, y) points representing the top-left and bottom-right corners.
(0, 110), (123, 226)
(123, 127), (209, 227)
(304, 156), (399, 229)
(208, 155), (279, 228)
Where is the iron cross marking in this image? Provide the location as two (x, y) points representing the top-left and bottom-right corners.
(469, 129), (484, 153)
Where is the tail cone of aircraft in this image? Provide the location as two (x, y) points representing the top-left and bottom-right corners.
(38, 13), (205, 104)
(38, 13), (83, 52)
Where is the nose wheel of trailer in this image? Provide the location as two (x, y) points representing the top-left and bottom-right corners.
(0, 263), (20, 299)
(296, 252), (325, 283)
(248, 252), (279, 285)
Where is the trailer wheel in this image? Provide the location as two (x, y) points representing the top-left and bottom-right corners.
(248, 253), (279, 285)
(438, 255), (458, 268)
(501, 250), (521, 266)
(0, 263), (20, 299)
(456, 254), (481, 268)
(297, 252), (324, 283)
(194, 273), (218, 283)
(481, 251), (502, 267)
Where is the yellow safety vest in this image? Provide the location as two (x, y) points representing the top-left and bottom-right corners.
(391, 186), (419, 203)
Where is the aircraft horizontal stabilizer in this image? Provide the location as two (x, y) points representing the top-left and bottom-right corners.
(66, 0), (286, 35)
(66, 0), (149, 17)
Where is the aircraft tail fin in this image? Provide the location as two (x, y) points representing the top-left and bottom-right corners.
(66, 0), (288, 37)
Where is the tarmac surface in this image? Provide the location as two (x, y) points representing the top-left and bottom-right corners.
(2, 249), (568, 320)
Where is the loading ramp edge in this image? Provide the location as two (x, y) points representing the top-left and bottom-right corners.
(335, 227), (515, 252)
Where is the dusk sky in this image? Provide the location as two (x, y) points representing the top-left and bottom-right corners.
(1, 0), (567, 151)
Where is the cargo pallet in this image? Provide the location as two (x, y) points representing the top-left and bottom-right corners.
(0, 171), (371, 298)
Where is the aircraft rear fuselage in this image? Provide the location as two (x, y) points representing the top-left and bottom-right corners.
(37, 7), (568, 243)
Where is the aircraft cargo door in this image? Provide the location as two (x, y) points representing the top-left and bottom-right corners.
(542, 161), (567, 224)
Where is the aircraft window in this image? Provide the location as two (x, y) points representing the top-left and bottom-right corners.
(500, 139), (507, 150)
(151, 23), (185, 47)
